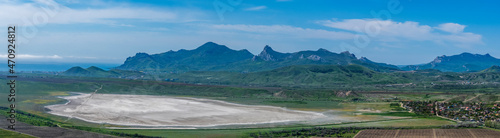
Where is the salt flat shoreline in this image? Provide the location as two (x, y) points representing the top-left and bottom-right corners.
(46, 93), (333, 128)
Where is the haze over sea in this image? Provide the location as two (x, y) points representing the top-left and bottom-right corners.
(0, 63), (120, 72)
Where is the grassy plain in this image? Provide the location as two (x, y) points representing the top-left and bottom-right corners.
(0, 73), (496, 137)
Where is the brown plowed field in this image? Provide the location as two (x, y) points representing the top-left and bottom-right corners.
(355, 129), (500, 138)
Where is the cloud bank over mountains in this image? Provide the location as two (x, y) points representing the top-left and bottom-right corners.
(0, 0), (491, 64)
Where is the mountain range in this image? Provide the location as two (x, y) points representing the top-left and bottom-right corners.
(401, 53), (500, 72)
(116, 42), (500, 73)
(116, 42), (399, 72)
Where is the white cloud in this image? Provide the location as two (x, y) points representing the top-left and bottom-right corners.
(435, 23), (466, 34)
(55, 0), (80, 4)
(318, 19), (482, 47)
(0, 0), (205, 26)
(244, 6), (267, 11)
(318, 19), (432, 40)
(211, 24), (355, 40)
(0, 54), (62, 59)
(440, 32), (482, 48)
(0, 54), (103, 62)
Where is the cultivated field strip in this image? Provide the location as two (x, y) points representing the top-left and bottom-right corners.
(434, 129), (473, 137)
(396, 129), (433, 138)
(468, 129), (499, 138)
(354, 130), (398, 137)
(0, 116), (115, 138)
(355, 129), (500, 138)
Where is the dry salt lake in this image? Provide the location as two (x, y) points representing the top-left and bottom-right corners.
(46, 93), (356, 129)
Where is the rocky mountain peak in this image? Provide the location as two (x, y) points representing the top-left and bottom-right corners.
(340, 51), (350, 54)
(359, 57), (370, 62)
(340, 51), (356, 58)
(317, 48), (330, 52)
(432, 56), (444, 64)
(258, 45), (280, 61)
(307, 55), (322, 61)
(135, 52), (150, 57)
(263, 45), (273, 51)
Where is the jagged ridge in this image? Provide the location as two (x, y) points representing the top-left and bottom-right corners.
(116, 42), (399, 72)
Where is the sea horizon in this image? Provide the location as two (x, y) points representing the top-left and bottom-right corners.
(0, 62), (121, 72)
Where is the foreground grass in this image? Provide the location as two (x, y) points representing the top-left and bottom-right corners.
(333, 117), (455, 127)
(105, 101), (454, 137)
(362, 112), (419, 117)
(110, 129), (254, 138)
(107, 117), (455, 137)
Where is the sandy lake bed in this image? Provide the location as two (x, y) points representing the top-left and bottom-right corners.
(46, 93), (333, 128)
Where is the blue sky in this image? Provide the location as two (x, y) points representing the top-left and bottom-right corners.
(2, 0), (499, 65)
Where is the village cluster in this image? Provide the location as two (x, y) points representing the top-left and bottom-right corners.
(402, 101), (500, 123)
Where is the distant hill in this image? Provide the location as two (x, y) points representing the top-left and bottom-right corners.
(64, 66), (91, 75)
(401, 53), (500, 72)
(359, 57), (399, 69)
(116, 42), (400, 72)
(481, 65), (500, 73)
(62, 66), (143, 78)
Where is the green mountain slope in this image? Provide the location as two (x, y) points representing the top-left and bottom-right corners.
(116, 42), (255, 71)
(116, 42), (500, 73)
(402, 53), (500, 72)
(165, 64), (409, 88)
(116, 42), (400, 72)
(63, 66), (90, 75)
(239, 65), (407, 86)
(62, 66), (143, 78)
(481, 65), (500, 73)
